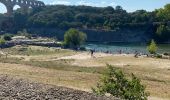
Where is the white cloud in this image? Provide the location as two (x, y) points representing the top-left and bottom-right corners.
(50, 0), (71, 5)
(0, 3), (7, 13)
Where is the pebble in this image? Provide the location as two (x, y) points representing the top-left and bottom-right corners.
(0, 75), (117, 100)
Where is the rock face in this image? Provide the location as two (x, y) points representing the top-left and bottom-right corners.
(0, 75), (116, 100)
(28, 28), (151, 43)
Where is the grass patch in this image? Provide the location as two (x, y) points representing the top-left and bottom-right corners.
(22, 61), (107, 74)
(2, 45), (74, 56)
(0, 57), (106, 74)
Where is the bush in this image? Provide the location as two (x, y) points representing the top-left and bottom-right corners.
(2, 33), (13, 41)
(64, 28), (87, 49)
(79, 47), (86, 51)
(147, 39), (158, 54)
(92, 64), (149, 100)
(17, 29), (32, 39)
(0, 38), (6, 45)
(163, 53), (170, 56)
(156, 54), (162, 58)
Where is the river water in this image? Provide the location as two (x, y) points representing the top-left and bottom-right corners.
(84, 43), (170, 54)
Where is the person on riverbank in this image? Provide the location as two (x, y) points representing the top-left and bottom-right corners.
(118, 50), (122, 54)
(90, 49), (94, 57)
(134, 50), (139, 58)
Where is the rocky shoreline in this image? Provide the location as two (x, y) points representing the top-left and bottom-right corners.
(0, 75), (116, 100)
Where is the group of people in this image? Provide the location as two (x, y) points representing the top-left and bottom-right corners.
(89, 49), (128, 55)
(89, 48), (144, 58)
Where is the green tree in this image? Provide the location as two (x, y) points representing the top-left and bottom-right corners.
(64, 28), (87, 49)
(147, 39), (158, 54)
(92, 65), (149, 100)
(156, 25), (170, 41)
(156, 4), (170, 21)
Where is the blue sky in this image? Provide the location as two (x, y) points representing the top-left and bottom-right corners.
(0, 0), (170, 13)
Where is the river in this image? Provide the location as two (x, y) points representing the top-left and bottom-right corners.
(85, 43), (170, 54)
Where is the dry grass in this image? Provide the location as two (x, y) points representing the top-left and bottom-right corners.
(0, 63), (99, 91)
(0, 45), (170, 99)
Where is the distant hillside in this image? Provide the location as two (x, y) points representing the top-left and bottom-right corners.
(0, 4), (170, 43)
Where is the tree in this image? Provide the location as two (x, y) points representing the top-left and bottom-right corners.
(115, 6), (123, 11)
(156, 4), (170, 21)
(1, 4), (170, 43)
(64, 28), (87, 49)
(147, 39), (158, 54)
(92, 64), (149, 100)
(156, 25), (170, 41)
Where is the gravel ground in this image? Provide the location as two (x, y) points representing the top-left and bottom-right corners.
(0, 75), (116, 100)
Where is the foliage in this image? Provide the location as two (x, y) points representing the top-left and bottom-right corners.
(64, 28), (87, 49)
(147, 39), (158, 54)
(155, 54), (162, 58)
(163, 52), (170, 56)
(155, 25), (170, 42)
(26, 5), (153, 30)
(17, 29), (32, 39)
(13, 10), (28, 29)
(156, 25), (168, 36)
(156, 4), (170, 21)
(0, 38), (6, 45)
(92, 64), (149, 100)
(1, 33), (13, 41)
(1, 4), (170, 42)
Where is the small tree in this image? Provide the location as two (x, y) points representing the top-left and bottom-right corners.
(64, 28), (87, 49)
(92, 65), (149, 100)
(147, 39), (158, 54)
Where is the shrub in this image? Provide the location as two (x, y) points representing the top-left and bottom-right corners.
(2, 33), (13, 41)
(79, 47), (86, 51)
(64, 28), (87, 49)
(17, 29), (32, 39)
(92, 64), (149, 100)
(147, 39), (158, 54)
(163, 53), (170, 56)
(0, 38), (6, 45)
(156, 54), (162, 58)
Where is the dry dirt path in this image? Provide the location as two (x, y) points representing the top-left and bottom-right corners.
(56, 52), (170, 69)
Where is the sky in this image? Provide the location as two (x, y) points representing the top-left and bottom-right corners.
(0, 0), (170, 13)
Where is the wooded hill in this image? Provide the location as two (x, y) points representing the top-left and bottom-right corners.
(0, 4), (170, 43)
